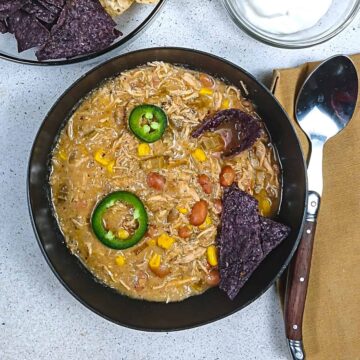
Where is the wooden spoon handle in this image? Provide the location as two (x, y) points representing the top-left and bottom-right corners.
(284, 190), (321, 359)
(285, 220), (317, 340)
(285, 220), (317, 359)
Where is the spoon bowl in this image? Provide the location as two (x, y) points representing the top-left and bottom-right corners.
(296, 55), (358, 142)
(296, 55), (358, 196)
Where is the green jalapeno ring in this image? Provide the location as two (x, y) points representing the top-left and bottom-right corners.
(91, 191), (148, 250)
(129, 104), (167, 143)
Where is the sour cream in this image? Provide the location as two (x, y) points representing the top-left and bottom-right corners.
(239, 0), (333, 35)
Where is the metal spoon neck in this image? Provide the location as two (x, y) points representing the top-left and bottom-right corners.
(307, 141), (324, 196)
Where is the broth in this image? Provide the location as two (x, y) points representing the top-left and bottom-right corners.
(50, 62), (281, 302)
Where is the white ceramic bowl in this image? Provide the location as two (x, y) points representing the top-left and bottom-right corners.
(222, 0), (360, 48)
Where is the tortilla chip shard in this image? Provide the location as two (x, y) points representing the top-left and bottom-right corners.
(37, 0), (63, 15)
(259, 216), (291, 257)
(43, 0), (65, 8)
(0, 0), (28, 19)
(36, 0), (121, 61)
(217, 185), (263, 300)
(22, 1), (58, 24)
(0, 20), (8, 33)
(191, 109), (262, 158)
(217, 184), (290, 300)
(8, 10), (50, 52)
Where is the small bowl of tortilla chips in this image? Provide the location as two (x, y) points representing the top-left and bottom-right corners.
(0, 0), (165, 65)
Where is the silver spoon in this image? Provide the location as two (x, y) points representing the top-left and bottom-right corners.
(284, 55), (358, 360)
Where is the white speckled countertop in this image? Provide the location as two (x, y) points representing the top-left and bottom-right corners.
(0, 1), (359, 359)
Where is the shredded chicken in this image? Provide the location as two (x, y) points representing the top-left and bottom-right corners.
(50, 62), (281, 302)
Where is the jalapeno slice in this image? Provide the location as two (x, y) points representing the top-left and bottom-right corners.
(129, 104), (167, 143)
(91, 191), (148, 250)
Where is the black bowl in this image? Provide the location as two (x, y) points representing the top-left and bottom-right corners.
(28, 47), (307, 331)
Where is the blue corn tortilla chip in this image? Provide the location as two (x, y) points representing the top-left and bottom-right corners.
(37, 0), (61, 14)
(217, 185), (263, 300)
(0, 19), (7, 33)
(8, 10), (49, 52)
(259, 216), (290, 257)
(217, 184), (290, 300)
(6, 16), (14, 33)
(23, 1), (58, 24)
(44, 0), (64, 8)
(0, 0), (29, 19)
(192, 109), (262, 158)
(36, 0), (121, 61)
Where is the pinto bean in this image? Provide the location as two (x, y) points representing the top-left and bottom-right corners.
(205, 269), (220, 286)
(190, 200), (208, 226)
(220, 165), (235, 187)
(151, 265), (171, 278)
(199, 73), (214, 88)
(147, 172), (166, 191)
(178, 225), (192, 238)
(198, 174), (212, 194)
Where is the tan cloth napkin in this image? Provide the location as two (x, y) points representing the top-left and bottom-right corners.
(272, 55), (360, 360)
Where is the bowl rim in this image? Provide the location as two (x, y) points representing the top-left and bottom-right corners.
(27, 47), (307, 331)
(222, 0), (360, 49)
(0, 0), (166, 66)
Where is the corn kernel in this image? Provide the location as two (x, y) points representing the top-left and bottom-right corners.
(107, 160), (115, 174)
(177, 207), (188, 214)
(207, 245), (218, 266)
(192, 148), (207, 162)
(157, 233), (175, 250)
(94, 148), (110, 166)
(259, 189), (268, 197)
(147, 238), (157, 247)
(138, 143), (151, 157)
(199, 88), (213, 96)
(198, 222), (206, 231)
(259, 198), (272, 217)
(221, 98), (230, 109)
(199, 215), (212, 230)
(149, 253), (161, 270)
(115, 255), (126, 266)
(117, 228), (129, 240)
(58, 149), (67, 161)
